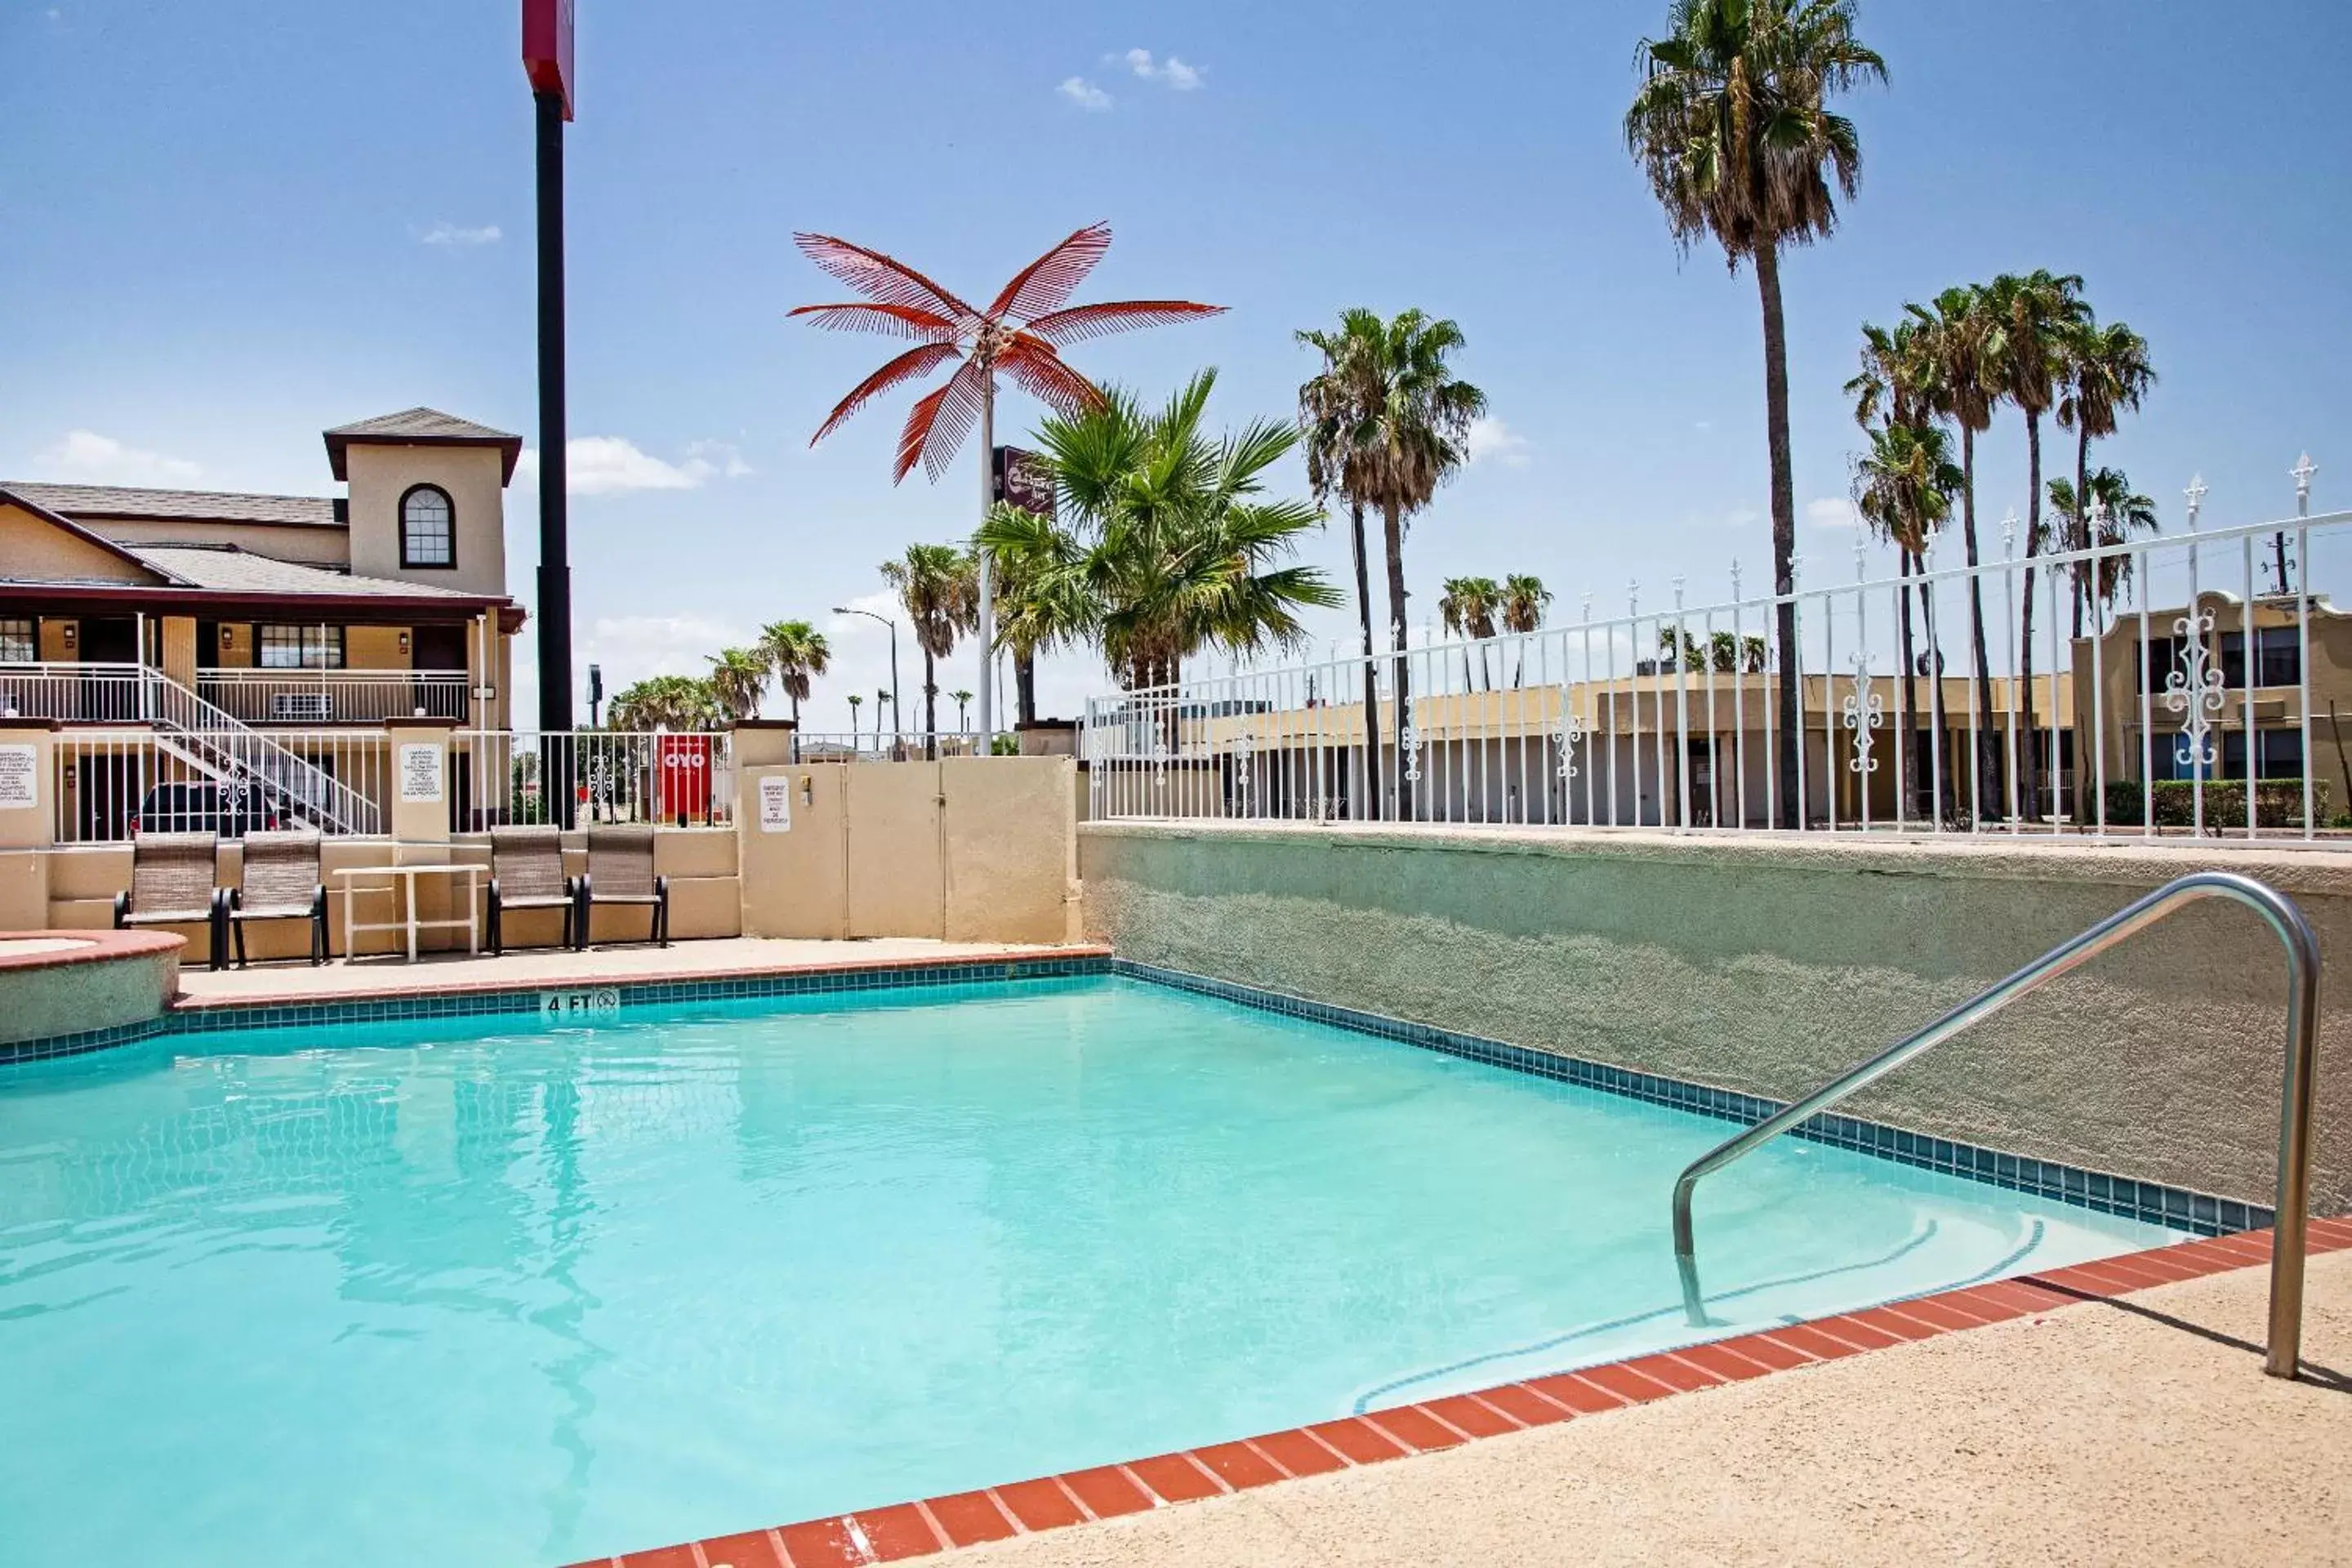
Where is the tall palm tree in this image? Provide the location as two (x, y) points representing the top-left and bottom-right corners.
(1907, 284), (2002, 807)
(1297, 315), (1389, 813)
(1502, 573), (1551, 686)
(846, 690), (863, 744)
(1985, 269), (2089, 809)
(2056, 318), (2157, 633)
(1292, 309), (1484, 819)
(2047, 469), (2159, 631)
(790, 224), (1223, 737)
(978, 370), (1337, 694)
(950, 689), (973, 732)
(877, 687), (896, 744)
(755, 619), (831, 725)
(1854, 420), (1962, 816)
(879, 543), (978, 758)
(705, 647), (768, 721)
(1628, 0), (1886, 826)
(1439, 575), (1502, 688)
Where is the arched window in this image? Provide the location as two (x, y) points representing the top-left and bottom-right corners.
(401, 485), (455, 568)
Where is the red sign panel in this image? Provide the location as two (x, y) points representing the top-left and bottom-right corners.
(656, 734), (710, 824)
(523, 0), (576, 119)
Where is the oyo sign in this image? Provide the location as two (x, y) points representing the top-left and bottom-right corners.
(657, 734), (710, 823)
(523, 0), (576, 119)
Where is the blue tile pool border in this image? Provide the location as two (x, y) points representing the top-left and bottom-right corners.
(4, 948), (2259, 1238)
(1107, 958), (2268, 1239)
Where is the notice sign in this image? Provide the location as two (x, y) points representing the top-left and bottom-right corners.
(0, 744), (34, 810)
(759, 774), (794, 833)
(399, 742), (445, 804)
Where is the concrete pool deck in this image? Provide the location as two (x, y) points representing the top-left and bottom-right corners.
(172, 938), (1111, 1008)
(575, 1225), (2352, 1568)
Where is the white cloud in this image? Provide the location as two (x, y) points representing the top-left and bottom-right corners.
(1120, 48), (1203, 89)
(1058, 76), (1113, 111)
(38, 430), (202, 484)
(577, 613), (750, 692)
(1724, 506), (1760, 528)
(1807, 497), (1860, 529)
(514, 436), (752, 497)
(420, 221), (501, 248)
(1464, 416), (1531, 469)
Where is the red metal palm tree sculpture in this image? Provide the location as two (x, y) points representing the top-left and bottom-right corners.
(791, 222), (1223, 738)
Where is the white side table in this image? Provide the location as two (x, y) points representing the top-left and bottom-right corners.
(334, 862), (483, 963)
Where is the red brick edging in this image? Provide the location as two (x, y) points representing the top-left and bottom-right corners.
(565, 1218), (2352, 1568)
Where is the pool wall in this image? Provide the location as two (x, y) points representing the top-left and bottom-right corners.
(1080, 821), (2352, 1213)
(0, 928), (179, 1049)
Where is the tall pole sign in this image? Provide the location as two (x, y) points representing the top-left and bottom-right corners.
(523, 0), (575, 734)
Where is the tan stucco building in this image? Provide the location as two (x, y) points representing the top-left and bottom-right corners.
(0, 408), (526, 836)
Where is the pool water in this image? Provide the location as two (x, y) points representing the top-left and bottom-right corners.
(0, 975), (2182, 1567)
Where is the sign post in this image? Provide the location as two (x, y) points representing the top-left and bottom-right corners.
(524, 0), (577, 821)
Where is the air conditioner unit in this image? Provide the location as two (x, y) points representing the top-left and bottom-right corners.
(271, 692), (334, 722)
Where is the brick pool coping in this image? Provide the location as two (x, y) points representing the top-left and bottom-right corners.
(564, 1218), (2352, 1568)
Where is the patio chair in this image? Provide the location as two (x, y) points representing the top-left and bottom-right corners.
(576, 824), (670, 950)
(113, 831), (227, 971)
(226, 831), (327, 967)
(486, 826), (576, 955)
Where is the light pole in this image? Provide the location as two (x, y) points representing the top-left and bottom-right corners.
(834, 606), (901, 742)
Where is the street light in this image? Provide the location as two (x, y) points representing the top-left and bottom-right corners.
(834, 606), (901, 742)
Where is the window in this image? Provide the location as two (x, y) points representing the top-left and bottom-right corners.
(2139, 625), (2304, 692)
(2163, 728), (2304, 781)
(401, 484), (455, 568)
(0, 618), (32, 664)
(258, 626), (345, 670)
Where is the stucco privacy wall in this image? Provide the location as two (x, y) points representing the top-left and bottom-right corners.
(1080, 822), (2352, 1214)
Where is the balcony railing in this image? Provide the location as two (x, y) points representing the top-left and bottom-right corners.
(195, 668), (472, 724)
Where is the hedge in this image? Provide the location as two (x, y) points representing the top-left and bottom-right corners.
(2101, 777), (2332, 828)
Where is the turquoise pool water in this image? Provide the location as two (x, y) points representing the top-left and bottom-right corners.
(0, 975), (2181, 1567)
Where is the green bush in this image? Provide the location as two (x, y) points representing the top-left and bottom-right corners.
(2102, 777), (2330, 828)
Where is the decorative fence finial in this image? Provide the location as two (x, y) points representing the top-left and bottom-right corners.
(2185, 473), (2207, 531)
(2293, 452), (2318, 517)
(2001, 507), (2018, 558)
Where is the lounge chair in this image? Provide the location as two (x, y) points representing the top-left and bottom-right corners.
(576, 824), (669, 950)
(113, 831), (226, 971)
(227, 831), (327, 967)
(486, 826), (575, 954)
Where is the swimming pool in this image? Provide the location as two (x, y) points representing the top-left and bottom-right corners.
(0, 972), (2186, 1567)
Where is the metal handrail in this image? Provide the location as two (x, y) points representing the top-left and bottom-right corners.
(1670, 871), (2322, 1379)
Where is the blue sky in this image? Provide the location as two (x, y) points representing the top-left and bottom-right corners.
(6, 1), (2348, 729)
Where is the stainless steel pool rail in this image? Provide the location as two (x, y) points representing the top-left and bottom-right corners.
(1669, 871), (2323, 1379)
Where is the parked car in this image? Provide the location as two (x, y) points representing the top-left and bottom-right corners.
(129, 781), (277, 839)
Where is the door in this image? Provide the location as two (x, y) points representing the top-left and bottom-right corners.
(410, 624), (470, 719)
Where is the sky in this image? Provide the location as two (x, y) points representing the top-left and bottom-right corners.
(6, 1), (2350, 733)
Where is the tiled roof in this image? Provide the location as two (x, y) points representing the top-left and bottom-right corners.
(1, 481), (340, 528)
(322, 408), (519, 443)
(323, 407), (523, 482)
(125, 545), (483, 599)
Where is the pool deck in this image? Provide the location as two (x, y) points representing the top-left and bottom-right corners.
(573, 1223), (2352, 1568)
(171, 938), (1111, 1009)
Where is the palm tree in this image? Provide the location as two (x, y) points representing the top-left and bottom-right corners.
(609, 675), (724, 733)
(950, 688), (973, 732)
(1502, 573), (1552, 685)
(1439, 575), (1502, 688)
(1854, 420), (1962, 816)
(879, 543), (978, 759)
(877, 687), (896, 746)
(755, 619), (831, 725)
(1984, 269), (2090, 810)
(1292, 309), (1485, 819)
(706, 647), (768, 721)
(846, 690), (863, 745)
(2056, 318), (2157, 635)
(978, 370), (1337, 697)
(980, 500), (1097, 726)
(1908, 284), (2002, 807)
(2047, 469), (2158, 630)
(1628, 0), (1886, 826)
(791, 224), (1223, 735)
(1297, 316), (1390, 814)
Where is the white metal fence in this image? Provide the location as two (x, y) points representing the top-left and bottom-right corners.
(53, 729), (390, 843)
(194, 667), (471, 724)
(1085, 497), (2352, 844)
(449, 730), (736, 832)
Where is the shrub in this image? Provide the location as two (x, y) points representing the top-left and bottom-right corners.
(2102, 777), (2331, 828)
